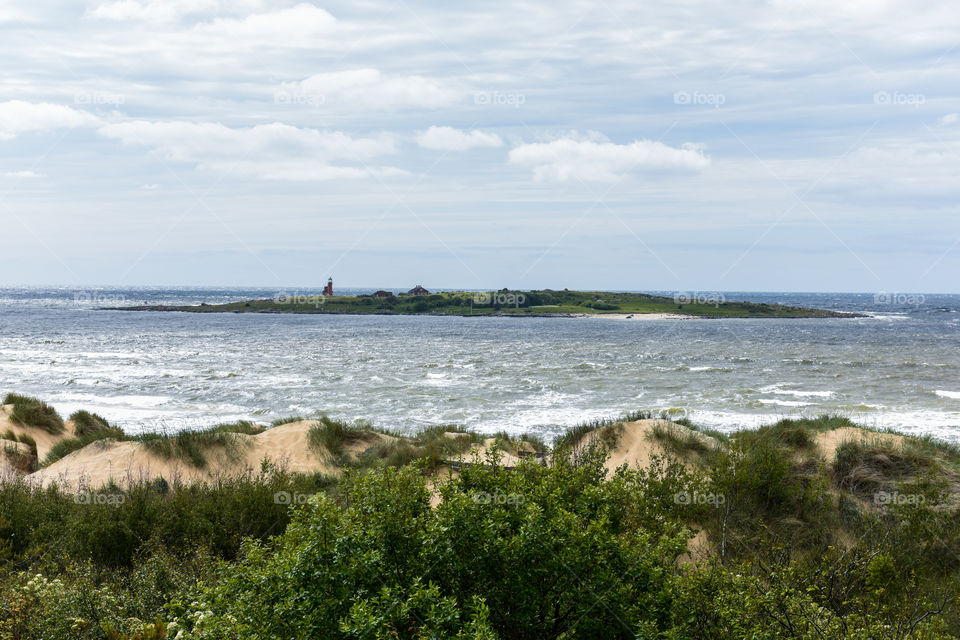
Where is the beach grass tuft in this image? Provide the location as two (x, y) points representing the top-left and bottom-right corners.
(4, 392), (65, 434)
(307, 417), (376, 457)
(2, 431), (38, 472)
(650, 421), (714, 458)
(69, 409), (121, 437)
(833, 439), (935, 495)
(135, 422), (257, 468)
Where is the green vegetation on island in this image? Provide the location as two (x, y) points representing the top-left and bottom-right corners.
(106, 289), (863, 318)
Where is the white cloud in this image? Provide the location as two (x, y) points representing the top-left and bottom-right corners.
(192, 4), (336, 45)
(281, 69), (460, 110)
(939, 113), (960, 126)
(209, 160), (408, 181)
(0, 101), (100, 140)
(4, 170), (45, 178)
(89, 0), (219, 23)
(98, 120), (401, 180)
(416, 126), (502, 151)
(508, 135), (710, 182)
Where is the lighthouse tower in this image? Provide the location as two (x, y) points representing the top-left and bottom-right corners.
(322, 277), (333, 296)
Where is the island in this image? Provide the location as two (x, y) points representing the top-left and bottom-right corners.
(105, 288), (864, 318)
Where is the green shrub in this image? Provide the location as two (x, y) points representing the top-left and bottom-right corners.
(185, 452), (691, 639)
(0, 466), (330, 569)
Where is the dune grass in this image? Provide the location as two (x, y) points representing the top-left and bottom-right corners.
(1, 430), (38, 472)
(833, 439), (937, 495)
(69, 409), (121, 437)
(346, 424), (485, 470)
(38, 410), (130, 467)
(135, 421), (260, 468)
(650, 421), (715, 458)
(306, 417), (377, 457)
(42, 433), (118, 467)
(3, 392), (65, 435)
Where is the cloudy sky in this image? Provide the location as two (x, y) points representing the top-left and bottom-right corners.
(1, 0), (958, 292)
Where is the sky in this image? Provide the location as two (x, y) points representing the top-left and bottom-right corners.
(0, 0), (958, 293)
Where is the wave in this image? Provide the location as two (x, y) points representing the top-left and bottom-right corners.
(758, 399), (814, 407)
(759, 385), (834, 398)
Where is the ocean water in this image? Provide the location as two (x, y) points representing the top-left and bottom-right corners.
(0, 288), (958, 442)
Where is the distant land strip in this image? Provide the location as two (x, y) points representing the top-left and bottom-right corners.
(104, 289), (866, 319)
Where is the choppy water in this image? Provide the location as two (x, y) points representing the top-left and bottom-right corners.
(0, 288), (958, 442)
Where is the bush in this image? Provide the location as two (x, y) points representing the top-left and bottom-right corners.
(0, 466), (332, 569)
(183, 452), (692, 639)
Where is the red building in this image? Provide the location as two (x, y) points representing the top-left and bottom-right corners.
(407, 285), (430, 296)
(372, 290), (392, 297)
(322, 278), (333, 296)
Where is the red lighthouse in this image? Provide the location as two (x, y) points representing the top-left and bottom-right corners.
(322, 277), (333, 296)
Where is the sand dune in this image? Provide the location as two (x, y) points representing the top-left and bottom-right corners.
(574, 418), (716, 475)
(21, 420), (352, 490)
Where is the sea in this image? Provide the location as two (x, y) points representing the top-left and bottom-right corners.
(0, 288), (958, 442)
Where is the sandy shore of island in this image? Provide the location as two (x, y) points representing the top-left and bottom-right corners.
(572, 313), (696, 320)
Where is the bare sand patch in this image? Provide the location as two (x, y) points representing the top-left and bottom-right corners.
(815, 427), (906, 462)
